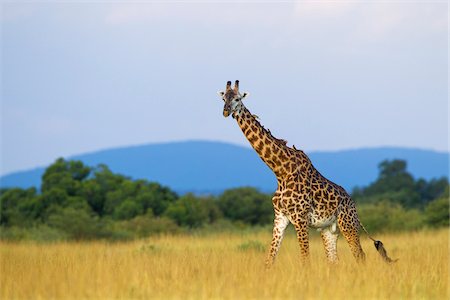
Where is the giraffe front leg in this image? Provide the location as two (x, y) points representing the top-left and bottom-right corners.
(293, 219), (310, 263)
(265, 211), (289, 268)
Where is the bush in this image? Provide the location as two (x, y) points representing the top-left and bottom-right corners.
(121, 213), (181, 237)
(218, 187), (273, 225)
(164, 194), (209, 228)
(47, 207), (102, 240)
(113, 199), (143, 220)
(358, 201), (425, 232)
(425, 196), (449, 228)
(1, 188), (40, 226)
(0, 225), (68, 242)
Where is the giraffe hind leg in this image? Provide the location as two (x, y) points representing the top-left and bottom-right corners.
(320, 226), (339, 263)
(337, 204), (365, 262)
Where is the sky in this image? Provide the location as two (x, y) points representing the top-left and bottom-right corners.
(1, 1), (448, 176)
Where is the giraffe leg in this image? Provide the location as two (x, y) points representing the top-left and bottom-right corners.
(265, 211), (289, 267)
(293, 219), (310, 263)
(320, 227), (339, 263)
(338, 202), (365, 262)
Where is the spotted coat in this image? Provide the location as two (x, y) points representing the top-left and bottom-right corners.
(220, 81), (365, 265)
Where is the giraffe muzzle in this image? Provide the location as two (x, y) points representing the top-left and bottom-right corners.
(223, 108), (231, 117)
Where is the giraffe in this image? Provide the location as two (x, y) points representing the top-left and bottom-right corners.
(218, 80), (394, 266)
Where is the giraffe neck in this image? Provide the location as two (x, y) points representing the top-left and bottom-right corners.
(234, 105), (294, 178)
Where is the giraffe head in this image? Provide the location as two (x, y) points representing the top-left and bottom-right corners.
(218, 80), (248, 118)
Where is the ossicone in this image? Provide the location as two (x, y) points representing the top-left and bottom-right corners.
(226, 81), (232, 91)
(234, 80), (239, 92)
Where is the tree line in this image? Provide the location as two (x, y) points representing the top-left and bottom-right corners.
(0, 158), (448, 241)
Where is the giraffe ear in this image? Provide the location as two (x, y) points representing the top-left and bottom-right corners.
(242, 92), (249, 99)
(218, 91), (225, 98)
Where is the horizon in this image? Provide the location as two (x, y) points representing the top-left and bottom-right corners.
(1, 139), (448, 177)
(1, 2), (448, 175)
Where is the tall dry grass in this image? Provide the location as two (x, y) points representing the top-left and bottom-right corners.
(1, 229), (448, 299)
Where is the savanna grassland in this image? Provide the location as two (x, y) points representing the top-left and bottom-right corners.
(1, 228), (448, 300)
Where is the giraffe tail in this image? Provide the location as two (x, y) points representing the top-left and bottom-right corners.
(360, 222), (398, 264)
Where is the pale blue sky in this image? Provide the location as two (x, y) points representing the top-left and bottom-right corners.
(1, 1), (448, 175)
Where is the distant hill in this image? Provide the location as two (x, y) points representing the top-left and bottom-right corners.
(1, 140), (448, 194)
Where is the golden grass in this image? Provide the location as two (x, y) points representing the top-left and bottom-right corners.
(1, 229), (448, 299)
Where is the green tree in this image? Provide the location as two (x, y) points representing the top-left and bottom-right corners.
(103, 180), (138, 215)
(41, 158), (91, 195)
(424, 186), (449, 228)
(218, 187), (272, 225)
(113, 199), (143, 220)
(102, 178), (177, 219)
(354, 160), (421, 208)
(80, 179), (104, 215)
(416, 177), (449, 206)
(47, 206), (101, 240)
(0, 188), (39, 226)
(367, 160), (416, 193)
(199, 196), (222, 224)
(135, 181), (178, 216)
(84, 164), (127, 216)
(38, 188), (72, 221)
(164, 194), (208, 227)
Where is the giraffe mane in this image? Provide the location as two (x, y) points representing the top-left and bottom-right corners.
(252, 113), (293, 150)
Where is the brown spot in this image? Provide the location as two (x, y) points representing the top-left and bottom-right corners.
(248, 135), (258, 144)
(290, 164), (297, 173)
(256, 141), (264, 153)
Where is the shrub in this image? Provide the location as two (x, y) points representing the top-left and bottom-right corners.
(164, 194), (209, 228)
(113, 199), (143, 220)
(218, 187), (272, 225)
(122, 213), (181, 237)
(358, 201), (425, 232)
(47, 207), (102, 240)
(0, 225), (68, 242)
(425, 196), (449, 228)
